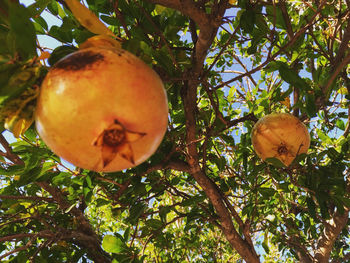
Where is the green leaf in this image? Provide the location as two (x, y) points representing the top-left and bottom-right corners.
(0, 64), (40, 104)
(265, 157), (286, 168)
(279, 63), (309, 90)
(47, 1), (65, 17)
(181, 195), (206, 206)
(264, 61), (283, 73)
(262, 233), (270, 254)
(306, 197), (316, 220)
(305, 93), (317, 117)
(339, 196), (350, 208)
(291, 153), (308, 165)
(8, 2), (37, 59)
(102, 235), (125, 254)
(48, 25), (73, 43)
(27, 0), (52, 17)
(221, 134), (235, 146)
(259, 187), (276, 198)
(33, 16), (48, 31)
(316, 193), (330, 219)
(123, 227), (130, 242)
(336, 119), (345, 130)
(327, 147), (340, 160)
(48, 45), (78, 66)
(159, 206), (171, 223)
(128, 202), (146, 224)
(240, 9), (255, 34)
(317, 129), (332, 144)
(145, 219), (163, 229)
(85, 175), (92, 188)
(266, 5), (287, 30)
(100, 15), (119, 26)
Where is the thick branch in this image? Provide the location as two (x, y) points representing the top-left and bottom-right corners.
(321, 52), (350, 97)
(0, 229), (112, 262)
(314, 208), (350, 263)
(279, 0), (294, 39)
(181, 78), (260, 262)
(156, 0), (260, 261)
(332, 20), (350, 68)
(284, 220), (313, 263)
(37, 182), (111, 263)
(0, 194), (54, 203)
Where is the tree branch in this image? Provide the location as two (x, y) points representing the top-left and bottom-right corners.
(182, 76), (260, 263)
(216, 0), (327, 90)
(321, 52), (350, 97)
(154, 0), (261, 261)
(279, 0), (294, 40)
(144, 0), (211, 30)
(283, 220), (313, 263)
(332, 19), (350, 68)
(0, 194), (54, 203)
(0, 133), (24, 165)
(314, 207), (350, 263)
(0, 232), (52, 243)
(37, 182), (111, 263)
(0, 242), (33, 260)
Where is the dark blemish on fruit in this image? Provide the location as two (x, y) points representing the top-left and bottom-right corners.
(277, 144), (288, 156)
(103, 128), (126, 146)
(54, 51), (104, 71)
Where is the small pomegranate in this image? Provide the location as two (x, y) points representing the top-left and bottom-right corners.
(35, 47), (168, 172)
(251, 113), (310, 166)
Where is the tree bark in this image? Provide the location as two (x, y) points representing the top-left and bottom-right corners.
(145, 1), (261, 261)
(37, 182), (111, 263)
(314, 208), (350, 262)
(181, 77), (260, 263)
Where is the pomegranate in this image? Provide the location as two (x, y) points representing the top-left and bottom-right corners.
(251, 113), (310, 166)
(35, 47), (168, 172)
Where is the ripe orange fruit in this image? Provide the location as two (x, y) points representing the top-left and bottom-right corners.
(251, 113), (310, 166)
(35, 47), (168, 172)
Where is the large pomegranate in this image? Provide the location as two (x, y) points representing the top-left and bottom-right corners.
(251, 113), (310, 166)
(35, 47), (168, 172)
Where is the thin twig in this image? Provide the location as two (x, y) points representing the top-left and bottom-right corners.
(0, 194), (54, 203)
(0, 133), (24, 165)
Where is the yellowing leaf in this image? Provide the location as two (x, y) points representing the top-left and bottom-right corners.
(337, 87), (348, 95)
(38, 51), (51, 60)
(102, 235), (125, 253)
(65, 0), (115, 37)
(280, 96), (291, 108)
(6, 117), (33, 138)
(57, 241), (69, 247)
(155, 4), (167, 14)
(2, 86), (39, 138)
(13, 175), (20, 181)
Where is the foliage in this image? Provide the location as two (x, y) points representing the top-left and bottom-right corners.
(0, 0), (349, 262)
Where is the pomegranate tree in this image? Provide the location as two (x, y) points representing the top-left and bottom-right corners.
(251, 113), (310, 166)
(35, 47), (168, 172)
